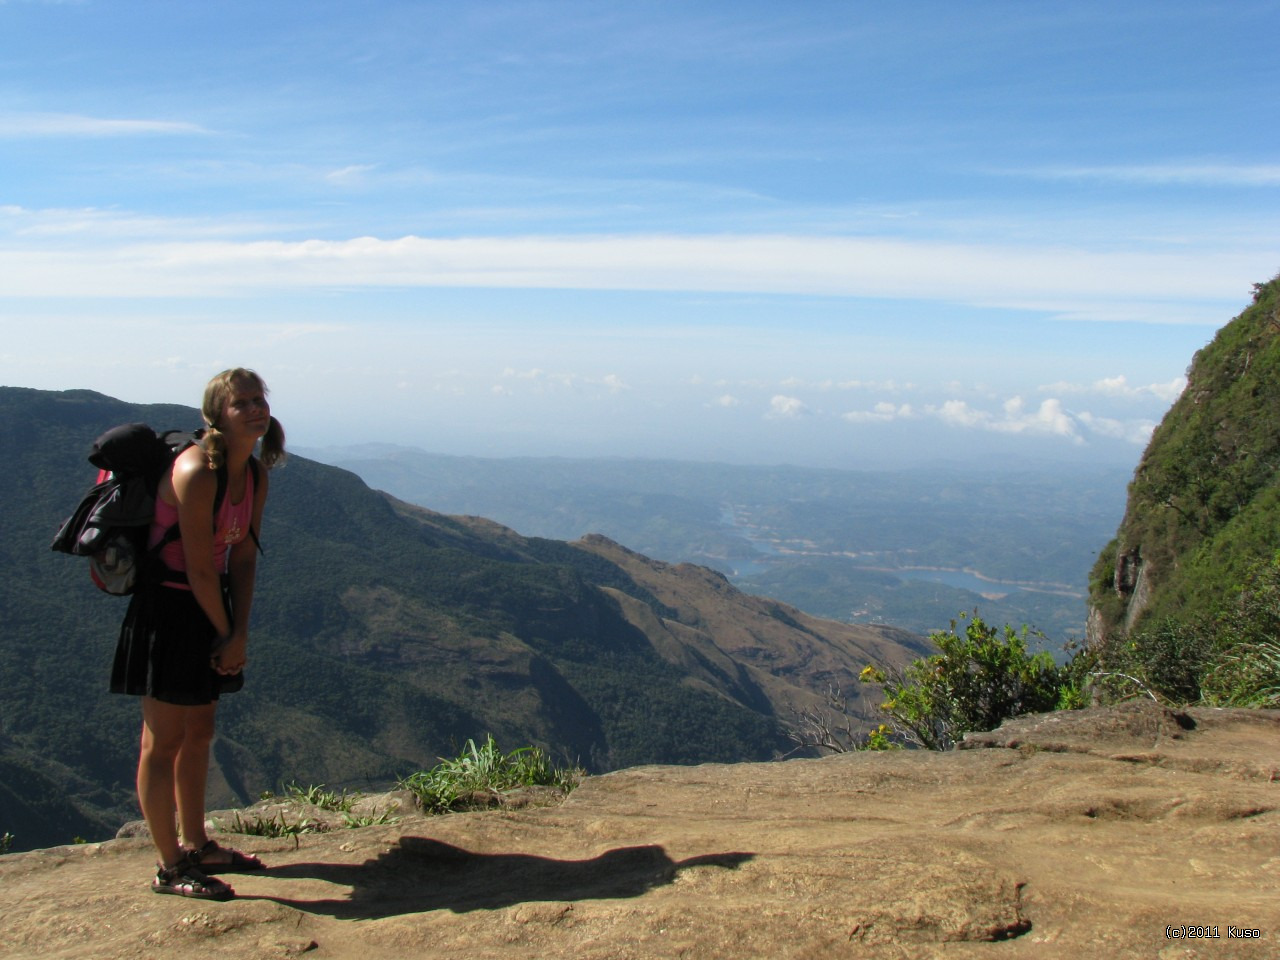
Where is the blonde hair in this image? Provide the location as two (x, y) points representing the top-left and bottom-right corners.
(201, 367), (287, 470)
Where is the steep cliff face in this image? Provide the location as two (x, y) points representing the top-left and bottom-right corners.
(1088, 273), (1280, 642)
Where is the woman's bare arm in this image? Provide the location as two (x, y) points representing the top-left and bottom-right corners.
(171, 446), (234, 640)
(217, 464), (269, 674)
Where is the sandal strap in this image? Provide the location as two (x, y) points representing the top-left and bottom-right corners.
(189, 838), (263, 872)
(191, 839), (221, 859)
(154, 856), (233, 899)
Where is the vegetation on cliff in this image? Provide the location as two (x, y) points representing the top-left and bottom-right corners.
(1087, 272), (1280, 707)
(859, 613), (1067, 750)
(1084, 559), (1280, 707)
(811, 589), (1276, 756)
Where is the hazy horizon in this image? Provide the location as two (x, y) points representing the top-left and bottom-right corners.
(3, 1), (1277, 470)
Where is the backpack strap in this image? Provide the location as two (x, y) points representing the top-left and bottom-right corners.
(150, 457), (264, 576)
(246, 457), (264, 556)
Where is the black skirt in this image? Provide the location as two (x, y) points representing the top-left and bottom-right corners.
(110, 582), (244, 705)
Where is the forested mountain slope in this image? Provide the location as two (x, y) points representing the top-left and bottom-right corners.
(0, 387), (926, 852)
(1089, 274), (1280, 640)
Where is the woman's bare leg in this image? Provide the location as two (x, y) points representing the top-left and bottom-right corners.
(174, 702), (218, 849)
(137, 697), (190, 868)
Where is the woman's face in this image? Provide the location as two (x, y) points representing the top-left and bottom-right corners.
(220, 377), (271, 441)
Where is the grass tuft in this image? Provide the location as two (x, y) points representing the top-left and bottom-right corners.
(398, 735), (582, 814)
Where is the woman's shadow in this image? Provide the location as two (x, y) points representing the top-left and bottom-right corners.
(241, 837), (754, 919)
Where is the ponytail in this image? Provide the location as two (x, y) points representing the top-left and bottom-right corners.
(259, 415), (287, 469)
(201, 424), (228, 471)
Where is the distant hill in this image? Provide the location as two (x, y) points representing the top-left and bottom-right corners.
(0, 386), (927, 852)
(1088, 274), (1280, 640)
(305, 445), (1130, 647)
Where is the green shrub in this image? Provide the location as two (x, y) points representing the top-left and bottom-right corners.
(782, 685), (907, 755)
(280, 781), (362, 813)
(1203, 641), (1280, 707)
(861, 612), (1063, 750)
(1202, 558), (1280, 706)
(855, 723), (902, 751)
(398, 735), (582, 814)
(222, 810), (325, 841)
(220, 782), (400, 840)
(1086, 557), (1280, 707)
(1107, 618), (1216, 703)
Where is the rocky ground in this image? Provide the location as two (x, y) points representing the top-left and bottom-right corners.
(2, 701), (1277, 959)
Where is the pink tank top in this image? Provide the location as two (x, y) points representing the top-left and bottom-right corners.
(150, 462), (255, 589)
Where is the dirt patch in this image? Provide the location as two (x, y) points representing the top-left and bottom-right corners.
(3, 702), (1277, 959)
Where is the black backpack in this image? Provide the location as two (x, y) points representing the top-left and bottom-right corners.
(50, 423), (255, 595)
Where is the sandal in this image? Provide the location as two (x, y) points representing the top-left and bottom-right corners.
(152, 856), (234, 900)
(188, 838), (264, 874)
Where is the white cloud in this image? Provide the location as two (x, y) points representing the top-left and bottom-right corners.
(932, 399), (991, 429)
(913, 393), (1165, 447)
(0, 113), (209, 137)
(927, 396), (1082, 442)
(711, 394), (743, 408)
(498, 367), (627, 393)
(1132, 378), (1186, 403)
(783, 377), (916, 393)
(0, 230), (1267, 322)
(842, 401), (915, 423)
(767, 395), (810, 419)
(837, 379), (912, 392)
(1022, 163), (1280, 187)
(1039, 374), (1187, 403)
(503, 367), (546, 380)
(0, 204), (286, 241)
(1001, 396), (1079, 439)
(324, 165), (378, 185)
(1076, 411), (1159, 444)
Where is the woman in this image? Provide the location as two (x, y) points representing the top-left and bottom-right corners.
(111, 368), (285, 900)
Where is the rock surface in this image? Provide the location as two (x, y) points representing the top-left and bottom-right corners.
(2, 702), (1277, 959)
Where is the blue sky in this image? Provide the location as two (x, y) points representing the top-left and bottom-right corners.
(2, 0), (1278, 468)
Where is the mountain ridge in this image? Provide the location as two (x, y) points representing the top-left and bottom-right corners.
(0, 386), (926, 852)
(304, 439), (1128, 646)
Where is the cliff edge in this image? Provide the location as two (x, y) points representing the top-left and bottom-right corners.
(2, 702), (1276, 959)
